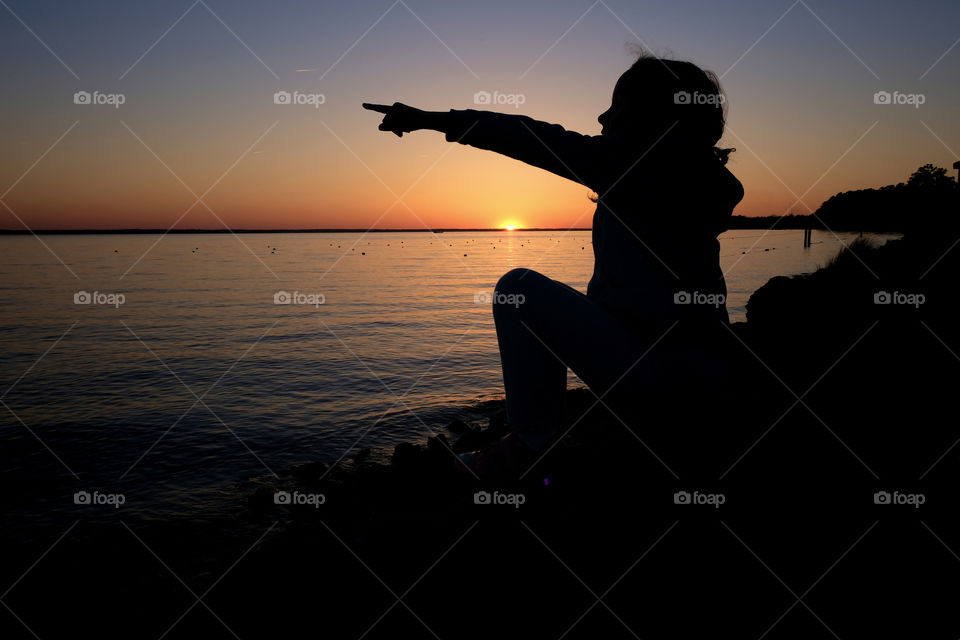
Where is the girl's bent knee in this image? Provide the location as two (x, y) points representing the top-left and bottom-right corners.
(492, 268), (541, 321)
(495, 267), (544, 297)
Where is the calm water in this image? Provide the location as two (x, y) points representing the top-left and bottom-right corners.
(0, 229), (898, 526)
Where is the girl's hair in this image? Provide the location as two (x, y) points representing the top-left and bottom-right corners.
(617, 53), (734, 165)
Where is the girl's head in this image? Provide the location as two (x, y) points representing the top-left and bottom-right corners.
(598, 53), (733, 164)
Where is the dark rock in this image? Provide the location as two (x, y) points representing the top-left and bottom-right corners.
(426, 433), (452, 458)
(289, 461), (328, 482)
(452, 427), (487, 453)
(487, 409), (508, 435)
(445, 419), (471, 435)
(352, 448), (370, 464)
(247, 485), (276, 510)
(392, 442), (422, 467)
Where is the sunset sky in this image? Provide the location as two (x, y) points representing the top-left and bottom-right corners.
(1, 0), (958, 230)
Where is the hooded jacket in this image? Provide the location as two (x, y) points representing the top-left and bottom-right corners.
(441, 109), (744, 343)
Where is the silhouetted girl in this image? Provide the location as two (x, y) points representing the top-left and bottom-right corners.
(364, 53), (743, 478)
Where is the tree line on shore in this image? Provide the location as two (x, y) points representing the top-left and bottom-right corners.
(730, 163), (958, 232)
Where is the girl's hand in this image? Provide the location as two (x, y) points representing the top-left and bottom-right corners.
(362, 102), (425, 137)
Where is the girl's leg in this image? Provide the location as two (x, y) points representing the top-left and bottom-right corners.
(492, 268), (663, 452)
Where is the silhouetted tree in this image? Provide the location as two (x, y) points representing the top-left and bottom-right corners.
(907, 164), (955, 189)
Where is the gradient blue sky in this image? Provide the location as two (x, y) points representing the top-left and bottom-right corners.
(1, 0), (958, 229)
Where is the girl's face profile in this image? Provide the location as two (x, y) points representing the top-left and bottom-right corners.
(598, 74), (633, 137)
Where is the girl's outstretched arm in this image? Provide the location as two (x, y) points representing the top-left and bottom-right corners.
(363, 102), (625, 192)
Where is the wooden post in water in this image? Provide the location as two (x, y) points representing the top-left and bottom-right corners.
(803, 226), (812, 248)
(955, 161), (959, 214)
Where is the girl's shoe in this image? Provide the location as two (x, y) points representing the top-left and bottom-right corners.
(457, 432), (537, 480)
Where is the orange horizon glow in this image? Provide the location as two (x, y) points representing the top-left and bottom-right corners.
(2, 107), (954, 232)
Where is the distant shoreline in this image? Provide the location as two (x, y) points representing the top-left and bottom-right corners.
(0, 228), (589, 235)
(0, 217), (899, 235)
